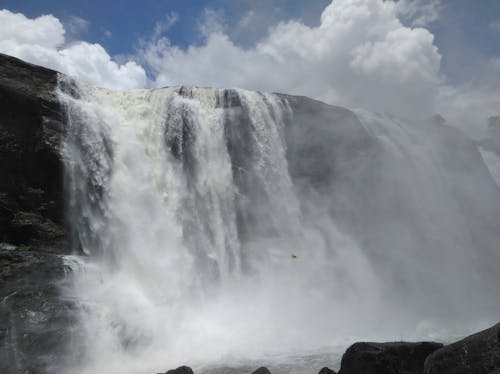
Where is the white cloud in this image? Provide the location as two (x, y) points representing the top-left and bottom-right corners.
(438, 84), (500, 139)
(0, 9), (146, 89)
(198, 8), (226, 38)
(152, 12), (179, 40)
(140, 0), (441, 118)
(0, 1), (497, 131)
(103, 29), (113, 39)
(66, 15), (89, 37)
(0, 9), (64, 49)
(396, 0), (441, 27)
(489, 19), (500, 33)
(238, 10), (256, 28)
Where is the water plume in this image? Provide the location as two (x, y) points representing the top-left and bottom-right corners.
(57, 77), (500, 373)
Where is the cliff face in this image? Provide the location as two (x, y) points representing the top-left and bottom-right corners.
(0, 54), (72, 374)
(0, 53), (66, 246)
(1, 53), (500, 373)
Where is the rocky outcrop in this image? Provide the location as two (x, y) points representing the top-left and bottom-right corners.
(251, 367), (272, 374)
(155, 323), (500, 374)
(163, 366), (195, 374)
(318, 367), (337, 374)
(0, 53), (73, 374)
(424, 323), (500, 374)
(2, 53), (500, 374)
(338, 341), (443, 374)
(0, 53), (66, 241)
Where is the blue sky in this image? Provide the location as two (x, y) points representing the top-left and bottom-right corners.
(0, 0), (330, 53)
(0, 0), (499, 135)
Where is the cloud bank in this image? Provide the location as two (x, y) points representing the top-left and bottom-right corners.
(0, 0), (498, 132)
(142, 0), (441, 118)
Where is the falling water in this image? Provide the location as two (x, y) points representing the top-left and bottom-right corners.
(57, 77), (500, 374)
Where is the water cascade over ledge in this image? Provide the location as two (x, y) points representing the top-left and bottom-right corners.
(56, 77), (500, 374)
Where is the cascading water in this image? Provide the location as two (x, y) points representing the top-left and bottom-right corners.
(57, 77), (500, 374)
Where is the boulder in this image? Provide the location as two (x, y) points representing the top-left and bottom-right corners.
(164, 366), (194, 374)
(423, 323), (500, 374)
(339, 341), (443, 374)
(318, 367), (337, 374)
(252, 367), (272, 374)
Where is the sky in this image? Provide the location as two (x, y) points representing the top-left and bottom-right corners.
(0, 0), (499, 136)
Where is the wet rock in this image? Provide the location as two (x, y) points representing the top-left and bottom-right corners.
(423, 323), (500, 374)
(0, 53), (72, 374)
(0, 53), (67, 249)
(339, 341), (443, 374)
(164, 366), (194, 374)
(252, 367), (272, 374)
(318, 367), (337, 374)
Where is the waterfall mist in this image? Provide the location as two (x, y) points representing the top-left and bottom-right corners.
(57, 76), (500, 374)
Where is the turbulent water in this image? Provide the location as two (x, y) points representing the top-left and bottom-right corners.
(57, 77), (500, 374)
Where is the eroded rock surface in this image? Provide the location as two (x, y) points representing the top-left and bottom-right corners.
(339, 341), (443, 374)
(0, 53), (73, 374)
(424, 323), (500, 374)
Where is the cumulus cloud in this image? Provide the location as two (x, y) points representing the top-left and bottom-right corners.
(396, 0), (441, 27)
(66, 15), (89, 38)
(151, 12), (179, 40)
(0, 1), (497, 132)
(0, 9), (146, 89)
(438, 84), (500, 139)
(141, 0), (442, 118)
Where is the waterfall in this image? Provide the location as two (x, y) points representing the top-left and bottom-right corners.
(57, 77), (500, 374)
(58, 79), (344, 373)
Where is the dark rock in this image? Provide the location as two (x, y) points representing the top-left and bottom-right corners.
(0, 53), (73, 374)
(318, 367), (337, 374)
(0, 244), (77, 374)
(423, 323), (500, 374)
(2, 52), (500, 374)
(0, 53), (67, 248)
(164, 366), (194, 374)
(339, 341), (443, 374)
(252, 367), (272, 374)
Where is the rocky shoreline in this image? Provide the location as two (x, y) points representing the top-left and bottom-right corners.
(161, 322), (500, 374)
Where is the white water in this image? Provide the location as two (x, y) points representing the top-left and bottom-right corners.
(57, 78), (500, 374)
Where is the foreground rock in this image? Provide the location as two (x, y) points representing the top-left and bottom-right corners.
(252, 368), (272, 374)
(339, 341), (443, 374)
(318, 367), (337, 374)
(154, 323), (500, 374)
(163, 366), (194, 374)
(424, 323), (500, 374)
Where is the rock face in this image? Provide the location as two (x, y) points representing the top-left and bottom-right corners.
(424, 323), (500, 374)
(339, 341), (443, 374)
(0, 54), (73, 374)
(0, 53), (66, 240)
(1, 53), (500, 374)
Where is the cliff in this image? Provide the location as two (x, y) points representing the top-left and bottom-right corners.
(1, 53), (500, 373)
(0, 53), (71, 374)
